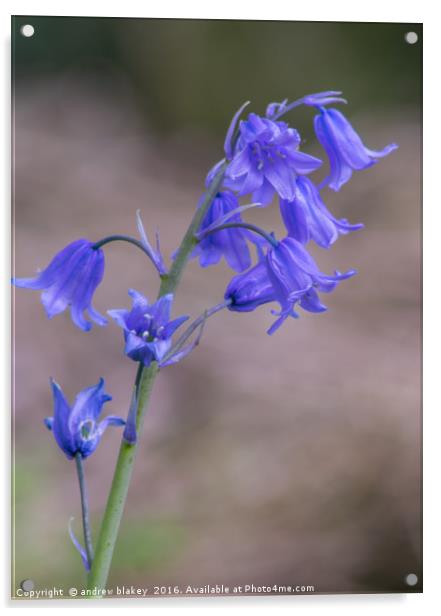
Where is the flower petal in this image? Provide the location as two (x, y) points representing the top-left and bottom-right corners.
(162, 314), (189, 338)
(50, 379), (75, 459)
(279, 197), (310, 245)
(128, 289), (150, 311)
(12, 239), (88, 291)
(107, 308), (130, 330)
(264, 161), (296, 201)
(72, 378), (111, 421)
(97, 415), (126, 437)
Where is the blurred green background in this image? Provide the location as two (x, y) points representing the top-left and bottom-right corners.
(12, 17), (422, 598)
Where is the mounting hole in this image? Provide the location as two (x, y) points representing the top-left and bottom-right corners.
(20, 579), (34, 592)
(405, 573), (418, 586)
(404, 31), (418, 45)
(20, 24), (35, 38)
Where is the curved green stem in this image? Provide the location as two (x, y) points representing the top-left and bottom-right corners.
(86, 159), (228, 593)
(93, 234), (161, 272)
(198, 221), (277, 247)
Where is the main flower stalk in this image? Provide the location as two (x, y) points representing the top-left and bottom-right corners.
(86, 161), (228, 592)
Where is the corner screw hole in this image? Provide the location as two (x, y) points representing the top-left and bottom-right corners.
(20, 24), (35, 38)
(405, 573), (418, 586)
(405, 32), (418, 45)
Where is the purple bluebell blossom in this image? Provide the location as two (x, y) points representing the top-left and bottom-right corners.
(108, 290), (190, 367)
(225, 237), (356, 334)
(225, 259), (276, 312)
(192, 191), (253, 272)
(13, 239), (107, 331)
(314, 107), (398, 191)
(224, 113), (322, 204)
(279, 176), (364, 248)
(265, 237), (356, 333)
(44, 378), (124, 459)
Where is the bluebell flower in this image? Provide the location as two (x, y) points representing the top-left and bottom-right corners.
(13, 239), (107, 331)
(225, 237), (356, 334)
(224, 113), (322, 204)
(225, 259), (276, 312)
(279, 176), (364, 248)
(192, 190), (254, 272)
(265, 237), (356, 333)
(314, 107), (398, 191)
(44, 378), (124, 459)
(108, 290), (189, 367)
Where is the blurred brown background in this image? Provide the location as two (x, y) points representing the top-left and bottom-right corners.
(12, 17), (422, 596)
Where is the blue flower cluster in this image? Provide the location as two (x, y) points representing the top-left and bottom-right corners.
(196, 91), (397, 333)
(12, 90), (397, 571)
(12, 90), (398, 443)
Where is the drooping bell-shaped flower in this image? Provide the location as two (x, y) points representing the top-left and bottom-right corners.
(265, 237), (356, 334)
(13, 239), (107, 331)
(192, 190), (253, 272)
(314, 107), (398, 191)
(279, 176), (364, 248)
(44, 378), (124, 459)
(224, 259), (276, 312)
(224, 112), (322, 204)
(108, 290), (190, 367)
(226, 236), (357, 333)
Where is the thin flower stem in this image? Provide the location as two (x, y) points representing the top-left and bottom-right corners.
(198, 222), (277, 247)
(75, 453), (94, 569)
(92, 235), (160, 271)
(272, 98), (303, 120)
(194, 202), (262, 239)
(87, 159), (229, 594)
(162, 299), (231, 363)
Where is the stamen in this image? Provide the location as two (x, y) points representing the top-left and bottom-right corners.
(79, 420), (95, 440)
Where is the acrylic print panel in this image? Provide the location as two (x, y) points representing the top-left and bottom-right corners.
(12, 16), (422, 599)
